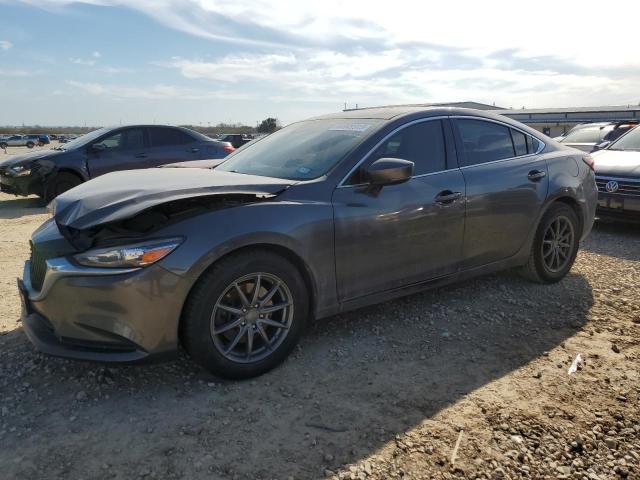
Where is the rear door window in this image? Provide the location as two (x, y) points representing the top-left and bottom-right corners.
(149, 127), (195, 147)
(456, 119), (515, 166)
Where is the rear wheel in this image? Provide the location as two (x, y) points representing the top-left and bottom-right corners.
(520, 203), (580, 283)
(182, 250), (309, 379)
(0, 142), (7, 149)
(26, 142), (35, 148)
(44, 172), (82, 203)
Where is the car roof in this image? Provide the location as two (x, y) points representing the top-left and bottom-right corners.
(307, 106), (525, 123)
(305, 106), (547, 138)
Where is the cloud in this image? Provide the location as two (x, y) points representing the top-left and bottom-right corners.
(11, 0), (640, 116)
(0, 68), (31, 77)
(155, 46), (640, 109)
(66, 80), (251, 101)
(69, 57), (97, 66)
(0, 40), (12, 51)
(15, 1), (640, 67)
(101, 66), (133, 74)
(68, 51), (101, 66)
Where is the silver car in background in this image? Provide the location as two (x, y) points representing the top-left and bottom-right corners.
(592, 125), (640, 221)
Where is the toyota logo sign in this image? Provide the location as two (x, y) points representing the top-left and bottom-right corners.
(605, 180), (619, 193)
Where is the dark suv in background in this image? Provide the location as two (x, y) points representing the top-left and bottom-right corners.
(0, 125), (234, 201)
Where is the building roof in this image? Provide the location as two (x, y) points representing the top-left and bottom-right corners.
(490, 105), (640, 115)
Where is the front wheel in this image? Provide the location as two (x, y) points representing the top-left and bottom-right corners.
(0, 142), (7, 149)
(520, 203), (580, 283)
(26, 142), (35, 148)
(182, 250), (309, 379)
(43, 172), (82, 203)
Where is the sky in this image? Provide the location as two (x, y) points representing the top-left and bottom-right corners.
(1, 0), (639, 127)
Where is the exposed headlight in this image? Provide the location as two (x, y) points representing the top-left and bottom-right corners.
(10, 165), (31, 176)
(73, 238), (182, 268)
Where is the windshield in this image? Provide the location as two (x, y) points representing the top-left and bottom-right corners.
(561, 127), (608, 144)
(609, 127), (640, 151)
(217, 119), (381, 180)
(56, 128), (109, 150)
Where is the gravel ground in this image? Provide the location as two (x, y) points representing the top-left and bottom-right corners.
(0, 162), (638, 479)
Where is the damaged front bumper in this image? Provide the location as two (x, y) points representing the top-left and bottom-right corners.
(19, 256), (189, 363)
(0, 172), (42, 196)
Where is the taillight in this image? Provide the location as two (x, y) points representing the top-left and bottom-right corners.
(582, 155), (595, 171)
(223, 145), (235, 154)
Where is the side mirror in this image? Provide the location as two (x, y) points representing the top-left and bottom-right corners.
(91, 143), (106, 152)
(366, 158), (414, 186)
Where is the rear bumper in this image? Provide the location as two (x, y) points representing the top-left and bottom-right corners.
(19, 257), (189, 363)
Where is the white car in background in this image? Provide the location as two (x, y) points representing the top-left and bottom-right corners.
(592, 126), (640, 221)
(0, 135), (37, 149)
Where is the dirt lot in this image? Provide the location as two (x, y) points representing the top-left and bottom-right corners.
(0, 150), (638, 479)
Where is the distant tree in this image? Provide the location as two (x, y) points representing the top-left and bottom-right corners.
(257, 117), (279, 134)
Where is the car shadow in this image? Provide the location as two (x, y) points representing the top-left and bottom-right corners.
(0, 271), (593, 479)
(0, 196), (46, 219)
(581, 220), (639, 262)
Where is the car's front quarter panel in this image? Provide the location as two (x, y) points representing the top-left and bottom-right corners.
(156, 192), (337, 319)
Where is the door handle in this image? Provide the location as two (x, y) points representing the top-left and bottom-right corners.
(435, 190), (462, 204)
(528, 170), (546, 181)
(135, 153), (148, 158)
(191, 147), (200, 153)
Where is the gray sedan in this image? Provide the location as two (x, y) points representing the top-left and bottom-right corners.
(19, 106), (598, 379)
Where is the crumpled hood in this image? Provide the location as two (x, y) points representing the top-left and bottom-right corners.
(592, 149), (640, 177)
(53, 167), (294, 230)
(0, 149), (62, 168)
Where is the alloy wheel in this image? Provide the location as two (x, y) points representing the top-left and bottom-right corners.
(210, 273), (294, 363)
(541, 215), (575, 273)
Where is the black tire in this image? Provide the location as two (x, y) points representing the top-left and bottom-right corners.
(0, 142), (7, 149)
(520, 202), (580, 284)
(44, 172), (82, 203)
(182, 250), (309, 379)
(26, 142), (35, 149)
